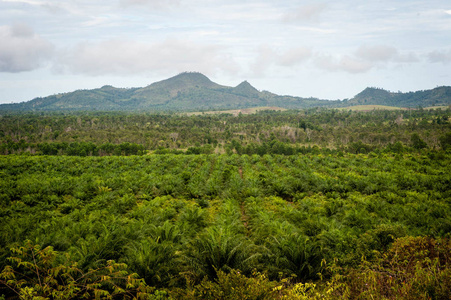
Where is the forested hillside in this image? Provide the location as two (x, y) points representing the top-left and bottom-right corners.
(346, 86), (451, 108)
(0, 108), (450, 299)
(0, 72), (332, 112)
(1, 108), (450, 155)
(1, 72), (450, 112)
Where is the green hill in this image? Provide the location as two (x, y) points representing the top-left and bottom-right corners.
(231, 80), (261, 97)
(346, 86), (451, 108)
(1, 72), (450, 113)
(0, 72), (331, 112)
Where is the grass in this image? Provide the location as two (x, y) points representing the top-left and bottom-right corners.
(185, 105), (449, 115)
(423, 105), (449, 110)
(184, 106), (287, 116)
(337, 105), (406, 111)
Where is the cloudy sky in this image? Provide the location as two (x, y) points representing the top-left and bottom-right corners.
(0, 0), (450, 104)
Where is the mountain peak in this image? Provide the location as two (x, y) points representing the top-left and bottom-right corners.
(349, 87), (396, 106)
(358, 87), (390, 95)
(352, 87), (391, 101)
(173, 71), (210, 81)
(233, 80), (260, 97)
(146, 72), (220, 91)
(165, 72), (215, 87)
(100, 85), (116, 90)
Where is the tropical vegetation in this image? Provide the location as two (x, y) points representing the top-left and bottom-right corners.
(0, 107), (450, 299)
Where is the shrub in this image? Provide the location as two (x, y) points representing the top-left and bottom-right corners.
(172, 269), (279, 300)
(0, 241), (153, 299)
(328, 236), (451, 300)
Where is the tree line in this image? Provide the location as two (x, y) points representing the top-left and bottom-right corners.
(0, 108), (450, 155)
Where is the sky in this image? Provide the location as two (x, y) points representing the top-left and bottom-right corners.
(0, 0), (450, 104)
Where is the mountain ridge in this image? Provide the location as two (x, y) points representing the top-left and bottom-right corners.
(1, 72), (450, 112)
(345, 86), (451, 108)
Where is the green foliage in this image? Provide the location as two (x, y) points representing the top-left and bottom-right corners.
(439, 132), (451, 150)
(411, 133), (428, 149)
(348, 86), (451, 108)
(0, 150), (450, 298)
(2, 73), (451, 113)
(1, 108), (449, 156)
(174, 269), (279, 300)
(0, 241), (154, 299)
(125, 236), (180, 287)
(0, 72), (332, 113)
(186, 226), (260, 281)
(327, 236), (451, 299)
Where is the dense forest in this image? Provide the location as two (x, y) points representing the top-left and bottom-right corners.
(0, 108), (450, 299)
(1, 108), (450, 155)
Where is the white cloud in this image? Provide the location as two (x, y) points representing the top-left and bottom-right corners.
(292, 26), (336, 34)
(282, 3), (327, 23)
(0, 23), (54, 73)
(250, 44), (419, 77)
(56, 38), (240, 76)
(355, 45), (418, 65)
(1, 0), (42, 5)
(277, 47), (312, 66)
(314, 44), (419, 74)
(119, 0), (180, 9)
(250, 45), (275, 76)
(355, 45), (418, 63)
(2, 0), (78, 15)
(250, 46), (312, 76)
(428, 49), (451, 64)
(355, 45), (398, 62)
(315, 54), (373, 74)
(395, 52), (419, 63)
(0, 0), (450, 104)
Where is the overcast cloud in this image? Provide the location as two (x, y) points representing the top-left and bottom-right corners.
(57, 38), (239, 76)
(428, 49), (451, 64)
(0, 0), (450, 103)
(0, 23), (54, 72)
(282, 3), (327, 23)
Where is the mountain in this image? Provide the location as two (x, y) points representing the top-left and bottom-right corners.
(346, 86), (451, 108)
(232, 81), (261, 97)
(0, 72), (331, 112)
(1, 72), (450, 113)
(130, 72), (225, 106)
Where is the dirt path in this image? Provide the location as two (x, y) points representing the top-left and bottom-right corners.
(238, 166), (250, 234)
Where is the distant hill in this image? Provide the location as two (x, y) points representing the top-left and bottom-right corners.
(0, 72), (332, 113)
(0, 72), (450, 113)
(345, 86), (451, 108)
(231, 81), (261, 98)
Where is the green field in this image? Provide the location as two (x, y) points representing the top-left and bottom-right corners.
(1, 152), (450, 299)
(337, 105), (406, 111)
(0, 108), (450, 299)
(424, 105), (450, 110)
(184, 106), (287, 116)
(339, 105), (451, 112)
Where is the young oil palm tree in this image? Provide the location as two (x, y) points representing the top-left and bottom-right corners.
(184, 226), (262, 281)
(265, 231), (324, 281)
(125, 237), (181, 287)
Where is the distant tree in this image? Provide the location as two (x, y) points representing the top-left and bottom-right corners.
(411, 133), (427, 149)
(439, 132), (451, 150)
